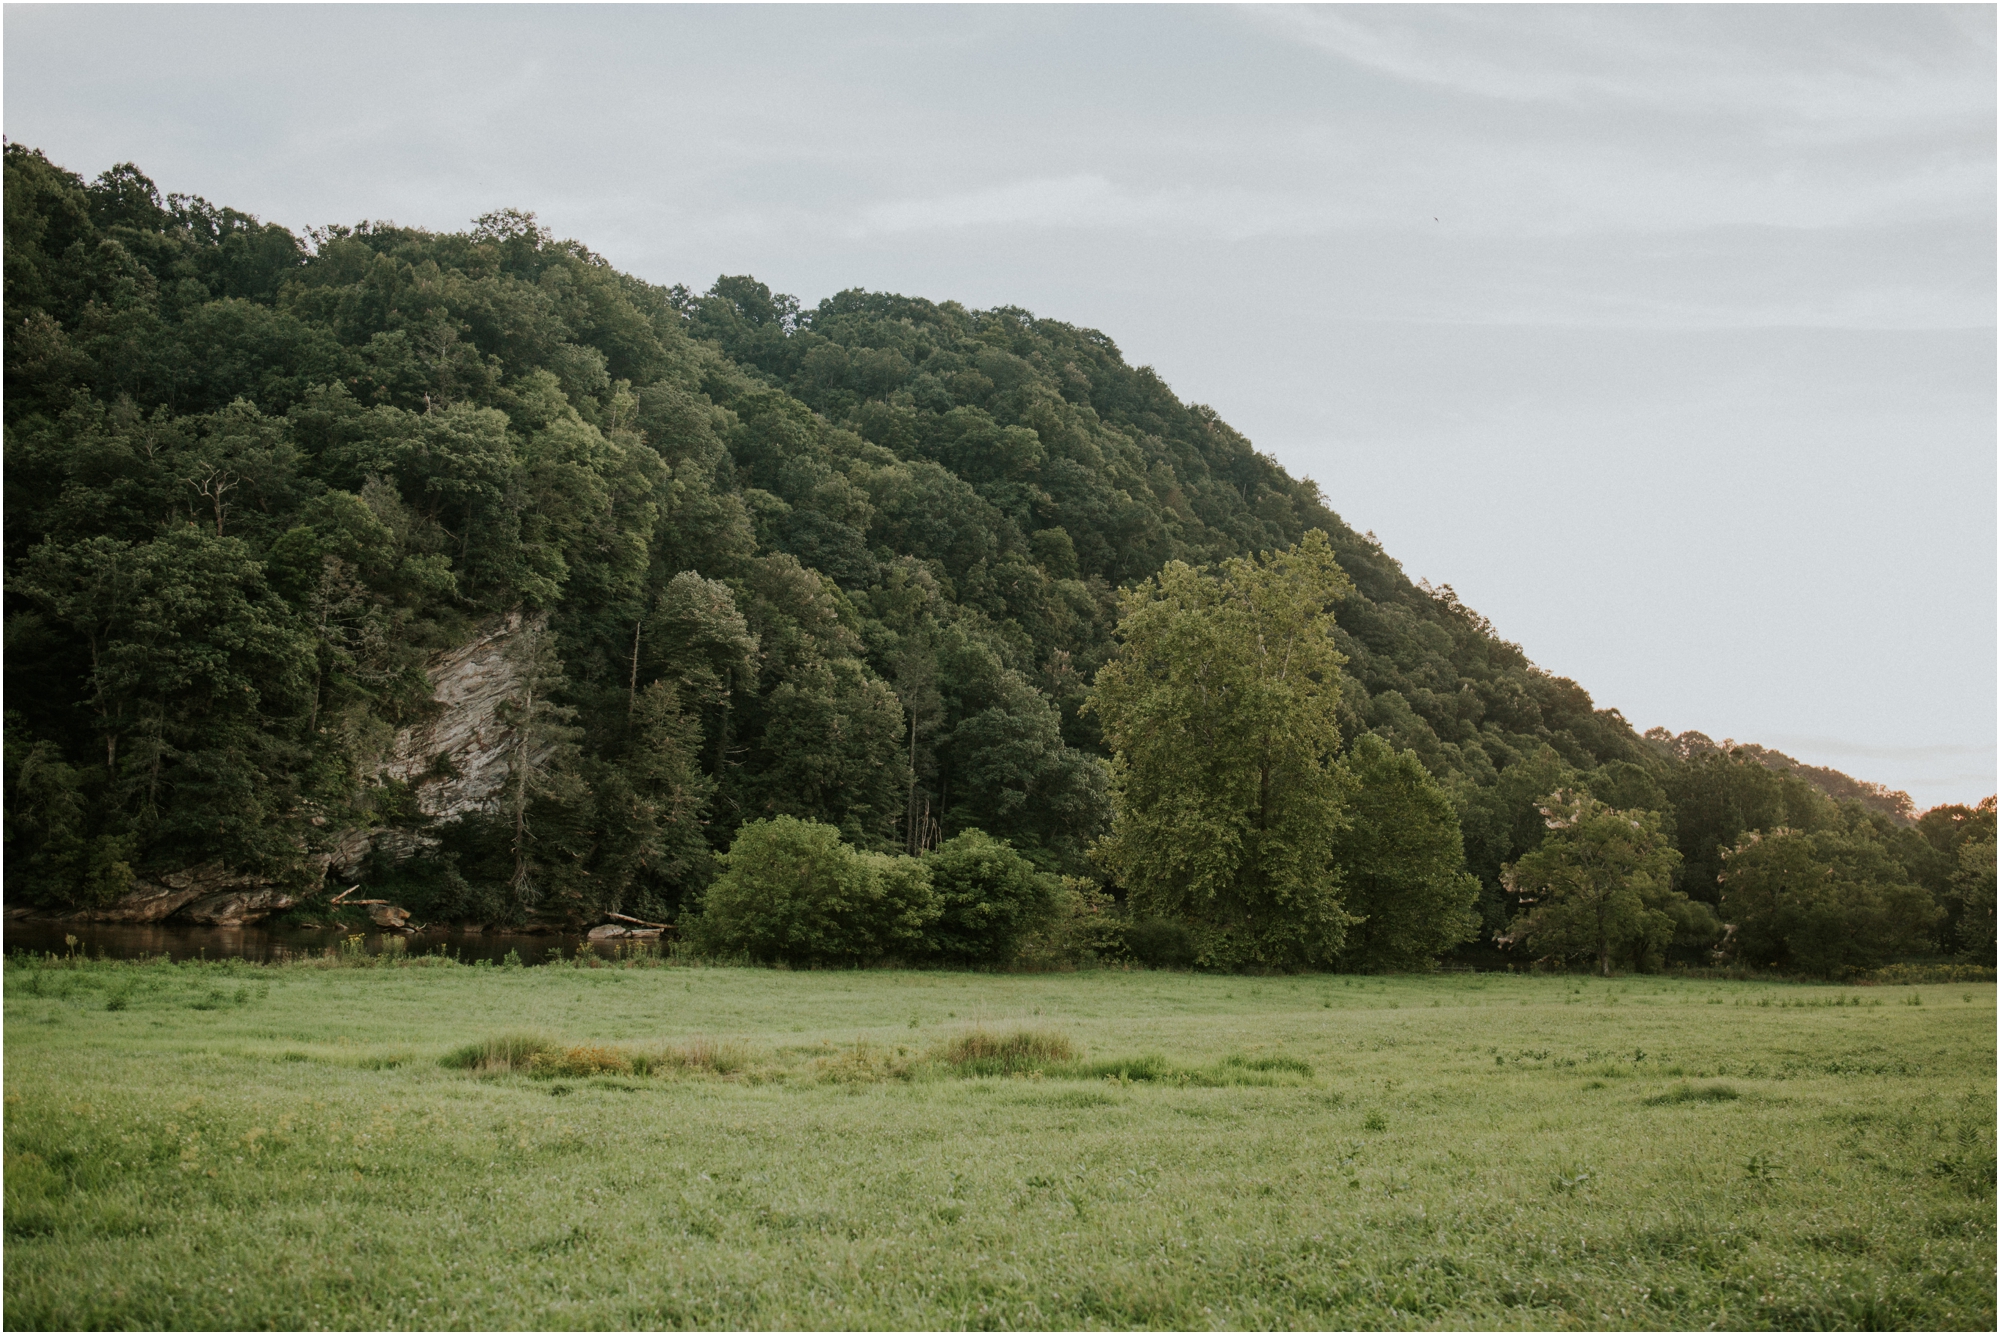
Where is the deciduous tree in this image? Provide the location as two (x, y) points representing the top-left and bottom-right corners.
(1088, 530), (1355, 969)
(1502, 791), (1691, 976)
(1332, 734), (1480, 971)
(1720, 827), (1938, 977)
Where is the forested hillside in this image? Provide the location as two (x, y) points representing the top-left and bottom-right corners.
(5, 147), (1989, 967)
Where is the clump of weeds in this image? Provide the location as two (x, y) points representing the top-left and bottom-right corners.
(1645, 1082), (1742, 1106)
(440, 1033), (558, 1074)
(926, 1029), (1312, 1087)
(528, 1045), (632, 1078)
(1222, 1053), (1313, 1077)
(640, 1038), (752, 1076)
(811, 1040), (918, 1083)
(937, 1028), (1076, 1075)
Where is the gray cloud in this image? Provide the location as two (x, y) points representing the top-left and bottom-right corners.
(1253, 5), (1992, 125)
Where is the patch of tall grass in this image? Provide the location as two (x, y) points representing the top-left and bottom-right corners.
(438, 1033), (556, 1073)
(1644, 1082), (1742, 1105)
(527, 1045), (632, 1077)
(637, 1038), (751, 1076)
(430, 1026), (1313, 1089)
(935, 1028), (1076, 1074)
(932, 1028), (1312, 1086)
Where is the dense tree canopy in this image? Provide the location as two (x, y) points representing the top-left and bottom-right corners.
(4, 146), (1984, 973)
(1720, 827), (1938, 978)
(1331, 735), (1481, 972)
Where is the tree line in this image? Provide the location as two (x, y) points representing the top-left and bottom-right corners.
(4, 147), (1989, 975)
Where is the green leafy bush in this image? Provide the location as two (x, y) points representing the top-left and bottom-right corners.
(923, 830), (1059, 965)
(1015, 877), (1130, 969)
(690, 816), (937, 965)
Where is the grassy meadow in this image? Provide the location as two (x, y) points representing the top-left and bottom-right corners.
(3, 952), (1993, 1330)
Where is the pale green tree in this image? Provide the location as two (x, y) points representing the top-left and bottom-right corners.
(1087, 529), (1355, 969)
(1502, 790), (1690, 976)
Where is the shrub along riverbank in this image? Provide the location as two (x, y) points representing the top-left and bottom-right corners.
(4, 953), (1992, 1329)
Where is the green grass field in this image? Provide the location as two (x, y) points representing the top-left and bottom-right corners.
(4, 953), (1993, 1330)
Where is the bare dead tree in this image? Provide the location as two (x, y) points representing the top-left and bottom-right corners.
(184, 466), (238, 537)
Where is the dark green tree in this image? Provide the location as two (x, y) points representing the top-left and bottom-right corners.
(1720, 827), (1938, 977)
(1332, 735), (1480, 971)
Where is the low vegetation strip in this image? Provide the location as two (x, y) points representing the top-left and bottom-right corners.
(430, 1027), (1315, 1088)
(4, 957), (1993, 1330)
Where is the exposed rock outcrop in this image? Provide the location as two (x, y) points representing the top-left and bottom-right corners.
(181, 887), (304, 926)
(587, 924), (665, 942)
(328, 610), (546, 875)
(37, 616), (546, 926)
(366, 903), (412, 930)
(379, 610), (548, 820)
(328, 828), (441, 879)
(67, 863), (268, 923)
(325, 826), (376, 878)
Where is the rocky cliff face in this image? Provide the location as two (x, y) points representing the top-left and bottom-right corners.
(329, 609), (549, 875)
(68, 612), (548, 924)
(378, 610), (547, 819)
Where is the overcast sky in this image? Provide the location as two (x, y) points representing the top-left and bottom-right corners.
(7, 4), (1994, 807)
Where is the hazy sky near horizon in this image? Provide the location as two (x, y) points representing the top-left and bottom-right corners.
(7, 4), (1994, 807)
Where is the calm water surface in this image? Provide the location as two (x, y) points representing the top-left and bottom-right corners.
(3, 919), (630, 966)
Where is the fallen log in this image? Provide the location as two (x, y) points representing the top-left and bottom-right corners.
(605, 912), (673, 930)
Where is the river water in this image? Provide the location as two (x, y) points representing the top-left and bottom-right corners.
(2, 919), (636, 966)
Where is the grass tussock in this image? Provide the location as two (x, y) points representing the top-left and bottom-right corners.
(639, 1038), (751, 1076)
(937, 1028), (1077, 1074)
(528, 1045), (632, 1078)
(811, 1040), (918, 1084)
(1223, 1053), (1315, 1077)
(443, 1035), (756, 1080)
(439, 1033), (556, 1073)
(927, 1029), (1312, 1086)
(1646, 1082), (1742, 1105)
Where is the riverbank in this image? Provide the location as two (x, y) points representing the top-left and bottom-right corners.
(1, 918), (616, 967)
